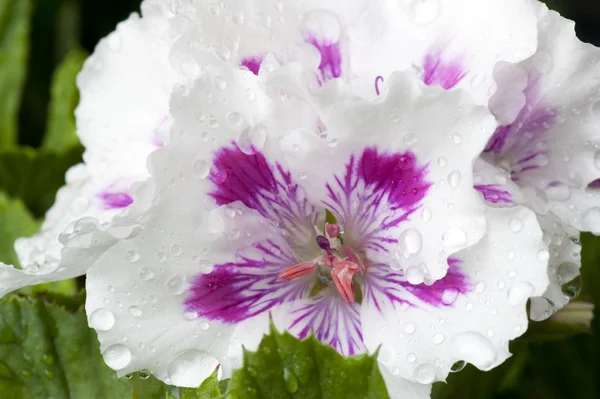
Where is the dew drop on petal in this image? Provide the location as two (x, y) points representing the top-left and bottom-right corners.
(207, 210), (225, 234)
(167, 350), (219, 386)
(449, 361), (466, 373)
(413, 363), (435, 384)
(238, 124), (267, 155)
(166, 274), (186, 296)
(139, 267), (156, 282)
(192, 159), (210, 179)
(128, 306), (143, 317)
(433, 334), (445, 345)
(200, 321), (210, 331)
(537, 249), (550, 262)
(581, 207), (600, 235)
(407, 353), (417, 363)
(125, 250), (140, 263)
(103, 344), (132, 371)
(507, 282), (534, 306)
(509, 218), (524, 233)
(594, 150), (600, 170)
(452, 332), (497, 370)
(404, 323), (416, 334)
(421, 207), (432, 223)
(89, 308), (115, 331)
(452, 133), (462, 144)
(399, 228), (422, 255)
(442, 228), (467, 247)
(546, 181), (571, 202)
(406, 266), (425, 284)
(447, 171), (461, 188)
(441, 288), (459, 305)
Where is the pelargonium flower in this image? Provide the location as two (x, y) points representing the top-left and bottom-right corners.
(0, 2), (177, 295)
(84, 63), (548, 396)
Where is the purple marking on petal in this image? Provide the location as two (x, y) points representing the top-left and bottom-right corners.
(402, 258), (470, 306)
(375, 76), (384, 95)
(474, 184), (515, 206)
(364, 258), (471, 313)
(241, 56), (263, 76)
(288, 291), (365, 356)
(98, 192), (133, 209)
(185, 240), (306, 323)
(484, 73), (559, 181)
(152, 136), (164, 147)
(209, 143), (320, 255)
(422, 53), (467, 90)
(306, 36), (342, 84)
(589, 179), (600, 189)
(323, 147), (431, 253)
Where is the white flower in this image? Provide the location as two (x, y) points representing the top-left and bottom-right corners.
(0, 4), (177, 296)
(84, 62), (548, 395)
(483, 1), (600, 234)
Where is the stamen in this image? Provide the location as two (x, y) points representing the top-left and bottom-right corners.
(316, 235), (332, 252)
(326, 223), (340, 238)
(278, 261), (315, 281)
(331, 260), (361, 304)
(342, 247), (366, 272)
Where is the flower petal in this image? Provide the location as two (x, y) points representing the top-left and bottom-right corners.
(484, 2), (600, 232)
(277, 71), (495, 282)
(361, 205), (549, 382)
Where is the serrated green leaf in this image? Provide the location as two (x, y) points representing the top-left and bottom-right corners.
(171, 370), (222, 399)
(43, 47), (87, 152)
(0, 192), (38, 267)
(0, 292), (170, 399)
(0, 146), (83, 216)
(225, 324), (389, 399)
(0, 0), (32, 148)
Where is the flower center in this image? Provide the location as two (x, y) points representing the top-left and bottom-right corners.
(277, 221), (366, 304)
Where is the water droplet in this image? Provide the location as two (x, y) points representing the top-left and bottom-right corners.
(168, 350), (219, 386)
(421, 207), (432, 222)
(283, 368), (299, 393)
(183, 310), (198, 321)
(193, 159), (210, 179)
(558, 262), (582, 299)
(128, 306), (143, 317)
(442, 227), (467, 247)
(474, 281), (486, 293)
(407, 353), (417, 363)
(404, 323), (416, 334)
(171, 245), (183, 256)
(214, 76), (227, 90)
(200, 321), (210, 331)
(546, 181), (571, 201)
(537, 249), (550, 261)
(450, 360), (466, 372)
(594, 150), (600, 170)
(103, 344), (132, 371)
(207, 210), (225, 234)
(441, 288), (459, 305)
(509, 218), (524, 233)
(125, 250), (140, 263)
(138, 369), (151, 379)
(507, 282), (534, 306)
(448, 171), (461, 188)
(166, 274), (186, 295)
(228, 112), (243, 126)
(406, 265), (425, 284)
(89, 308), (115, 331)
(139, 267), (156, 282)
(452, 133), (462, 144)
(413, 363), (435, 384)
(581, 207), (600, 235)
(452, 332), (497, 370)
(238, 124), (267, 155)
(433, 334), (445, 344)
(399, 228), (422, 255)
(437, 157), (447, 167)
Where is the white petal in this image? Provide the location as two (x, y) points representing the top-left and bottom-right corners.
(378, 365), (432, 399)
(277, 71), (495, 282)
(361, 205), (549, 382)
(351, 0), (538, 102)
(484, 2), (600, 232)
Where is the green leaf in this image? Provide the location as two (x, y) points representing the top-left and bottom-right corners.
(43, 47), (87, 152)
(0, 146), (83, 217)
(0, 0), (32, 148)
(325, 209), (337, 225)
(169, 370), (222, 399)
(225, 324), (389, 399)
(0, 291), (171, 399)
(0, 192), (38, 267)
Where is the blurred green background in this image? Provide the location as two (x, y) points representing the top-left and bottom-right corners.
(2, 0), (600, 398)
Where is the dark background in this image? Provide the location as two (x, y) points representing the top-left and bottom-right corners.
(14, 1), (600, 398)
